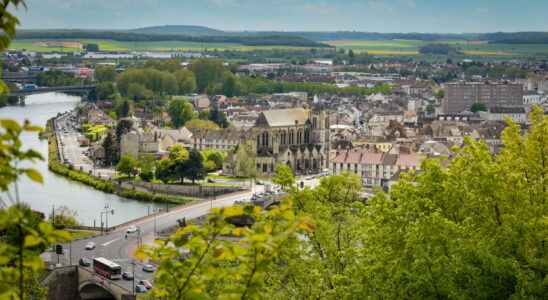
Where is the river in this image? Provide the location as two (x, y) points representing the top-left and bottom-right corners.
(0, 93), (166, 226)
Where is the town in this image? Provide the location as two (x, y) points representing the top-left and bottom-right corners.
(0, 1), (547, 300)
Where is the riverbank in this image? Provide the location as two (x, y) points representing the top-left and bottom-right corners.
(47, 134), (193, 206)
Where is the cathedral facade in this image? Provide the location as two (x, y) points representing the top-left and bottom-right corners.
(224, 105), (330, 177)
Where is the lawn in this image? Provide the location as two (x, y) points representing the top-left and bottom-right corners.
(69, 230), (95, 239)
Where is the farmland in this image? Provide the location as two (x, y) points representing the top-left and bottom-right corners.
(8, 39), (331, 52)
(327, 40), (548, 59)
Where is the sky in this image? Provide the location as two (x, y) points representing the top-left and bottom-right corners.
(12, 0), (548, 33)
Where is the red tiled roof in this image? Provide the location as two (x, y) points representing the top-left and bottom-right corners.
(395, 154), (425, 167)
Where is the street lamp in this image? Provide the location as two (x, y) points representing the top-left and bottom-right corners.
(152, 208), (162, 237)
(131, 260), (136, 295)
(100, 204), (114, 235)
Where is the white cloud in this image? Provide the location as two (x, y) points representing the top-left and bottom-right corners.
(476, 7), (489, 14)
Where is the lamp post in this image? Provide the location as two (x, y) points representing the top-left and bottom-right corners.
(100, 204), (114, 235)
(131, 260), (136, 294)
(152, 208), (161, 238)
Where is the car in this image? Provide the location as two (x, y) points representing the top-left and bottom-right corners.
(122, 271), (133, 280)
(207, 178), (216, 183)
(126, 226), (138, 233)
(84, 242), (96, 250)
(306, 176), (314, 180)
(255, 180), (264, 185)
(135, 285), (147, 293)
(139, 279), (153, 289)
(79, 258), (90, 266)
(143, 264), (154, 272)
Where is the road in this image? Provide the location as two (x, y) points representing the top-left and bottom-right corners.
(61, 187), (262, 291)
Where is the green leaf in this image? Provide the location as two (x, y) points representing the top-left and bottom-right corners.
(1, 119), (21, 132)
(24, 235), (41, 247)
(25, 169), (43, 183)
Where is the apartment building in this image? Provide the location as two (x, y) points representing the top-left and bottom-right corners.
(443, 82), (523, 114)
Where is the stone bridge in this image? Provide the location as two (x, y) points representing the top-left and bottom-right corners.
(41, 265), (135, 300)
(10, 85), (96, 97)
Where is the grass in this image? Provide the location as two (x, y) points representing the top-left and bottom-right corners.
(69, 230), (95, 239)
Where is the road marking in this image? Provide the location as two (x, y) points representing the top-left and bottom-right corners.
(101, 237), (122, 247)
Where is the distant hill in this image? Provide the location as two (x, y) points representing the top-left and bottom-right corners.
(131, 25), (226, 36)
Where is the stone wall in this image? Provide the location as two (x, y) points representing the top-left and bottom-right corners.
(128, 180), (245, 197)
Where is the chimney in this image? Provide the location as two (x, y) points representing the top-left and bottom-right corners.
(154, 131), (157, 142)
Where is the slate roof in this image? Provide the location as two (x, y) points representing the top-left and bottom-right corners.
(255, 108), (310, 127)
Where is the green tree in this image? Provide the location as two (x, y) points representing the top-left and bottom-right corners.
(162, 59), (182, 73)
(208, 106), (229, 128)
(84, 43), (99, 52)
(155, 157), (176, 183)
(221, 71), (236, 97)
(115, 154), (138, 177)
(235, 144), (257, 178)
(0, 119), (71, 300)
(182, 148), (205, 184)
(167, 98), (195, 128)
(102, 131), (117, 166)
(426, 104), (436, 114)
(272, 164), (295, 190)
(184, 119), (220, 130)
(200, 148), (227, 172)
(49, 205), (80, 227)
(95, 81), (116, 100)
(471, 101), (487, 112)
(135, 199), (315, 299)
(174, 69), (197, 95)
(94, 65), (117, 83)
(190, 58), (226, 92)
(198, 109), (210, 120)
(115, 119), (133, 144)
(348, 49), (355, 65)
(126, 83), (152, 101)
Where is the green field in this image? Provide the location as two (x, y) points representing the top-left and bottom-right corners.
(8, 39), (327, 52)
(327, 40), (548, 58)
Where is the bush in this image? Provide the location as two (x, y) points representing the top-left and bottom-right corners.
(139, 170), (154, 182)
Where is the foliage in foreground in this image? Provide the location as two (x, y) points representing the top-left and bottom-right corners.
(137, 106), (547, 299)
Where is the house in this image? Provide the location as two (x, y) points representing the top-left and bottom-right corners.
(330, 151), (426, 186)
(190, 127), (247, 151)
(487, 107), (527, 124)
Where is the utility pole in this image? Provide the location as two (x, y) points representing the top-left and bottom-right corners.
(152, 208), (161, 237)
(131, 260), (136, 294)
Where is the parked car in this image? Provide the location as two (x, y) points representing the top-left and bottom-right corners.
(255, 181), (264, 185)
(143, 264), (154, 272)
(139, 279), (153, 289)
(79, 258), (90, 266)
(122, 271), (133, 280)
(135, 285), (147, 293)
(207, 178), (216, 183)
(126, 226), (138, 233)
(306, 176), (314, 180)
(84, 242), (96, 250)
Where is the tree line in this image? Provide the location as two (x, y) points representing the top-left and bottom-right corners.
(14, 31), (332, 47)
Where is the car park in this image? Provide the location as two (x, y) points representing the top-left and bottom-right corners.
(122, 271), (133, 280)
(85, 242), (96, 250)
(139, 279), (153, 289)
(135, 285), (147, 293)
(126, 226), (138, 233)
(143, 264), (154, 272)
(79, 258), (90, 266)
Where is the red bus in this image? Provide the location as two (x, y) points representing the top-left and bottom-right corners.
(93, 257), (122, 280)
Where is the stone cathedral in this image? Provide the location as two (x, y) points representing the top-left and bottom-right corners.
(225, 104), (330, 177)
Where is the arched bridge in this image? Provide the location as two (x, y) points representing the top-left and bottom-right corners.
(10, 85), (96, 97)
(41, 265), (135, 300)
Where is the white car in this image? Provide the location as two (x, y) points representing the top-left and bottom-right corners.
(85, 242), (96, 250)
(143, 264), (154, 272)
(126, 226), (138, 233)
